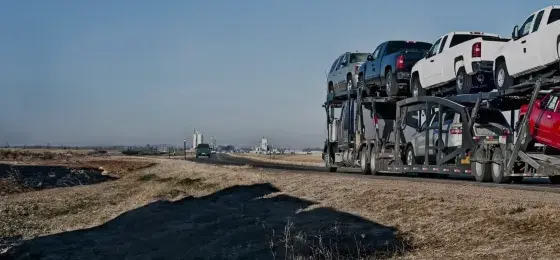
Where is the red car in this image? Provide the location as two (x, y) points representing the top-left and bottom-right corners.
(518, 90), (560, 150)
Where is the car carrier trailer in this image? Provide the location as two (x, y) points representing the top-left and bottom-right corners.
(323, 75), (560, 184)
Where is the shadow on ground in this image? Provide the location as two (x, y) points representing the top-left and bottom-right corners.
(2, 183), (409, 260)
(0, 164), (117, 195)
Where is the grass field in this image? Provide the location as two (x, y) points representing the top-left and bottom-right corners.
(2, 151), (560, 259)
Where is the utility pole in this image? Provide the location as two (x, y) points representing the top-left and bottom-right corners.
(183, 139), (187, 160)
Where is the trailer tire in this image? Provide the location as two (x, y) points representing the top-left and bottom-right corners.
(405, 145), (416, 165)
(369, 148), (379, 175)
(456, 67), (472, 94)
(490, 147), (510, 183)
(360, 148), (371, 175)
(472, 148), (491, 182)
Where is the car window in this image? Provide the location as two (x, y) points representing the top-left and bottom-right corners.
(329, 56), (341, 73)
(371, 45), (382, 60)
(350, 53), (368, 63)
(473, 108), (509, 126)
(438, 36), (448, 53)
(546, 95), (559, 111)
(518, 14), (535, 38)
(428, 38), (442, 57)
(336, 53), (349, 69)
(548, 8), (560, 24)
(196, 143), (210, 149)
(532, 10), (545, 32)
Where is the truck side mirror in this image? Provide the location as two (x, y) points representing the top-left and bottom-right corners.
(423, 51), (429, 58)
(535, 100), (542, 108)
(366, 54), (373, 61)
(512, 25), (519, 40)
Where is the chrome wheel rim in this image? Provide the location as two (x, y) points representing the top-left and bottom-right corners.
(406, 150), (413, 165)
(386, 74), (392, 94)
(457, 73), (464, 90)
(497, 69), (505, 87)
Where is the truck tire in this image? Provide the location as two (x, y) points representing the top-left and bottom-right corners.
(472, 148), (491, 182)
(456, 67), (472, 94)
(325, 152), (337, 172)
(385, 71), (399, 98)
(411, 75), (425, 97)
(369, 148), (379, 175)
(405, 145), (416, 165)
(495, 61), (514, 90)
(360, 148), (371, 175)
(490, 147), (510, 183)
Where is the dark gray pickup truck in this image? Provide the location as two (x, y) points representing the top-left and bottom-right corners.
(358, 40), (432, 97)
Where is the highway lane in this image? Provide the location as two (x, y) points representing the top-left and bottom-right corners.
(189, 153), (560, 194)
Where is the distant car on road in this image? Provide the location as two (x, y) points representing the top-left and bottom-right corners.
(326, 52), (369, 96)
(196, 143), (212, 158)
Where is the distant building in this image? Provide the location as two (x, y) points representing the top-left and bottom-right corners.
(192, 130), (204, 148)
(260, 137), (268, 151)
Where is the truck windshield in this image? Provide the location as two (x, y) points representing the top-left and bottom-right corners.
(350, 53), (369, 63)
(385, 41), (432, 54)
(449, 34), (509, 48)
(197, 144), (210, 149)
(472, 108), (510, 127)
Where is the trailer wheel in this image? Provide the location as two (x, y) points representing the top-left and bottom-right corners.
(490, 147), (510, 183)
(472, 148), (491, 182)
(405, 145), (416, 165)
(369, 148), (379, 175)
(456, 67), (472, 94)
(360, 148), (371, 175)
(324, 153), (337, 172)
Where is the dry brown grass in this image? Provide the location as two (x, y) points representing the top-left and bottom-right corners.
(0, 148), (94, 162)
(229, 153), (323, 166)
(3, 156), (560, 259)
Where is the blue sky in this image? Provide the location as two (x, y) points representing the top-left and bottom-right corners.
(0, 0), (555, 148)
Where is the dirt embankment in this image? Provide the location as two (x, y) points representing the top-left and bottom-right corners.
(3, 156), (560, 259)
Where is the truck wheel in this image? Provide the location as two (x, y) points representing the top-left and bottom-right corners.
(360, 148), (371, 175)
(411, 75), (425, 97)
(456, 67), (472, 94)
(346, 76), (354, 90)
(325, 152), (337, 172)
(491, 147), (510, 183)
(495, 61), (514, 90)
(405, 145), (416, 165)
(472, 148), (491, 182)
(369, 148), (379, 175)
(385, 72), (399, 98)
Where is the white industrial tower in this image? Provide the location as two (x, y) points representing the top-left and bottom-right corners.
(192, 129), (204, 148)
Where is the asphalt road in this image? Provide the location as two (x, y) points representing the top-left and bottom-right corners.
(190, 153), (560, 194)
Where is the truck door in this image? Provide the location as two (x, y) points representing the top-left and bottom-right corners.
(365, 45), (382, 86)
(539, 94), (559, 145)
(509, 13), (535, 75)
(423, 37), (442, 87)
(372, 43), (385, 86)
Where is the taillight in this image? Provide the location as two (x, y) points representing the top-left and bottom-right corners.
(472, 42), (481, 58)
(396, 55), (405, 70)
(373, 115), (379, 125)
(450, 127), (462, 134)
(503, 129), (512, 135)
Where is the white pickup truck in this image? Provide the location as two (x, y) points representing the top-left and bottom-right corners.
(493, 6), (560, 90)
(410, 32), (509, 96)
